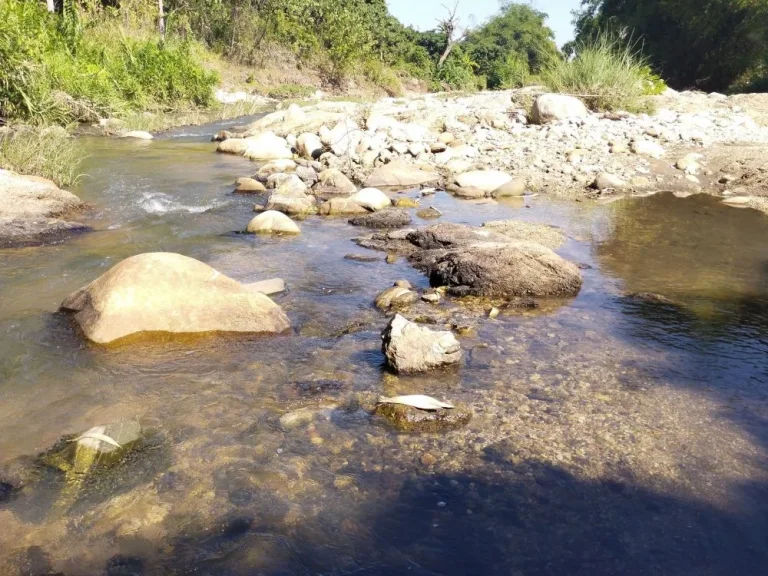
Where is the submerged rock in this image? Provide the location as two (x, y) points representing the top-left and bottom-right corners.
(374, 402), (472, 432)
(43, 421), (142, 475)
(121, 130), (153, 140)
(381, 314), (461, 373)
(375, 283), (418, 311)
(60, 252), (290, 344)
(481, 220), (566, 249)
(416, 206), (442, 220)
(349, 209), (411, 229)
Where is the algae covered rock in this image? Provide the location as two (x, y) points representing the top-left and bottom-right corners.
(374, 402), (472, 432)
(42, 421), (142, 475)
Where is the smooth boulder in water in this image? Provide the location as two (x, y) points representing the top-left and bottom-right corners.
(60, 252), (291, 344)
(381, 314), (461, 373)
(246, 211), (301, 235)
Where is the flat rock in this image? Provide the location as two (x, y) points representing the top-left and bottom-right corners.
(364, 160), (441, 189)
(318, 168), (356, 194)
(121, 130), (153, 140)
(455, 170), (513, 193)
(374, 402), (471, 433)
(349, 209), (411, 229)
(381, 314), (461, 373)
(593, 172), (628, 191)
(482, 220), (566, 249)
(60, 252), (290, 344)
(0, 169), (87, 248)
(427, 242), (583, 298)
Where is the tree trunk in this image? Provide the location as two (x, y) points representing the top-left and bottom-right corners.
(158, 0), (165, 38)
(438, 41), (456, 68)
(46, 0), (55, 12)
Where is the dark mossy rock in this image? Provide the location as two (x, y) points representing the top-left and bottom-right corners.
(0, 480), (17, 503)
(349, 209), (411, 229)
(374, 403), (472, 433)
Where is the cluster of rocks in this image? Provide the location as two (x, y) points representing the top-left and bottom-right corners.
(216, 90), (768, 202)
(358, 221), (581, 299)
(0, 169), (89, 248)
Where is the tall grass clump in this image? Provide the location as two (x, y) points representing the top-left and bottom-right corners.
(0, 0), (218, 126)
(542, 34), (664, 111)
(0, 126), (85, 187)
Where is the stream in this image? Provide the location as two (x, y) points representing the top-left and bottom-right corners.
(1, 117), (768, 575)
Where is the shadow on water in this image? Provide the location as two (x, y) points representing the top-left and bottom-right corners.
(27, 463), (765, 575)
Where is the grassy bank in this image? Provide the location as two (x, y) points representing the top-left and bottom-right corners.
(0, 126), (84, 187)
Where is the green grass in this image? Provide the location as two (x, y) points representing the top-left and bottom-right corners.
(116, 100), (272, 133)
(542, 34), (661, 112)
(0, 0), (218, 126)
(0, 126), (85, 187)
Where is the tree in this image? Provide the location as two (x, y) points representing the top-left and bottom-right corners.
(436, 1), (468, 68)
(571, 0), (768, 91)
(465, 2), (560, 88)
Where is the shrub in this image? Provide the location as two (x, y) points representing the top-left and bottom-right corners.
(541, 34), (654, 111)
(0, 0), (217, 125)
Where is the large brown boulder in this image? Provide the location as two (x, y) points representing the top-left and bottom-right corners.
(426, 241), (583, 298)
(60, 253), (290, 344)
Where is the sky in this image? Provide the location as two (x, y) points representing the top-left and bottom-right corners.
(387, 0), (581, 47)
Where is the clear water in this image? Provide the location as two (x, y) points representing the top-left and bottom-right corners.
(1, 120), (767, 575)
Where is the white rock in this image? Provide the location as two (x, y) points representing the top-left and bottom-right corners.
(297, 133), (324, 159)
(329, 118), (362, 156)
(246, 210), (300, 234)
(121, 130), (153, 140)
(531, 94), (589, 124)
(455, 170), (513, 193)
(348, 188), (392, 211)
(243, 132), (293, 160)
(630, 139), (665, 159)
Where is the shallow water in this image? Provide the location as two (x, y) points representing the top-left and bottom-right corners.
(1, 119), (767, 575)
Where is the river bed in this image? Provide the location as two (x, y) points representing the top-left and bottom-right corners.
(1, 118), (767, 575)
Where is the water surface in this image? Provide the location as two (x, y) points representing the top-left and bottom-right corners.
(1, 121), (767, 575)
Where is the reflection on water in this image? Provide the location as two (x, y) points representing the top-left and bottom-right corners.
(1, 124), (767, 574)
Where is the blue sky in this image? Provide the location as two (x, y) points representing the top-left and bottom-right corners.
(387, 0), (581, 47)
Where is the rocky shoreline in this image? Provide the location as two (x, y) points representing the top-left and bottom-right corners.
(217, 89), (768, 209)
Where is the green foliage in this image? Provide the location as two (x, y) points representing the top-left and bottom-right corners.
(432, 49), (477, 91)
(572, 0), (768, 92)
(465, 2), (559, 89)
(542, 33), (653, 111)
(0, 0), (217, 125)
(265, 84), (316, 100)
(0, 126), (84, 187)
